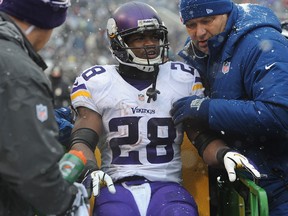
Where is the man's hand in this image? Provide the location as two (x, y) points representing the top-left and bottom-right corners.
(54, 107), (74, 147)
(222, 151), (261, 182)
(170, 96), (210, 127)
(54, 107), (74, 122)
(82, 170), (116, 198)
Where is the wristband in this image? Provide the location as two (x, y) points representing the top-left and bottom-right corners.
(70, 128), (99, 152)
(216, 148), (231, 165)
(193, 130), (219, 157)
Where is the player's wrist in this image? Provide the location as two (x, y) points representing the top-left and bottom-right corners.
(193, 130), (219, 157)
(216, 147), (232, 165)
(77, 160), (98, 182)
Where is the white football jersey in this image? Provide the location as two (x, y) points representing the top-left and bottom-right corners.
(71, 61), (204, 183)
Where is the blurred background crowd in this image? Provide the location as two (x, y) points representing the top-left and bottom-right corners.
(42, 0), (288, 107)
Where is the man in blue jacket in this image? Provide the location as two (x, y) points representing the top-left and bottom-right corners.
(171, 0), (288, 215)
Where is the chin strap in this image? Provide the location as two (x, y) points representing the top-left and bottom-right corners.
(146, 64), (160, 103)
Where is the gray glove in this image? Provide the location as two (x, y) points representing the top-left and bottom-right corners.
(70, 182), (90, 216)
(49, 182), (90, 216)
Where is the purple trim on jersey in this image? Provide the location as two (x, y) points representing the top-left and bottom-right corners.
(71, 83), (87, 93)
(93, 181), (198, 216)
(123, 77), (152, 91)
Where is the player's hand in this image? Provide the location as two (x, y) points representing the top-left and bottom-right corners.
(223, 151), (261, 182)
(63, 182), (90, 216)
(82, 170), (116, 198)
(170, 96), (210, 127)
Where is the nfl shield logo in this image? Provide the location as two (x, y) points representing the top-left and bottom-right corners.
(36, 104), (48, 122)
(222, 61), (231, 74)
(138, 94), (145, 101)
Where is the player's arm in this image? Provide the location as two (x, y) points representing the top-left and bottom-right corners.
(185, 127), (224, 166)
(70, 106), (102, 170)
(70, 106), (116, 197)
(185, 128), (260, 182)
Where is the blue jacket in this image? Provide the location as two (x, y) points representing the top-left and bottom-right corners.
(179, 3), (288, 209)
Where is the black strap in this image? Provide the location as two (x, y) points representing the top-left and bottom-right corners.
(216, 148), (231, 165)
(115, 176), (148, 184)
(70, 128), (99, 152)
(146, 64), (160, 103)
(193, 130), (219, 157)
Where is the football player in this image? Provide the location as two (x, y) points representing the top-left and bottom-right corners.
(69, 2), (259, 216)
